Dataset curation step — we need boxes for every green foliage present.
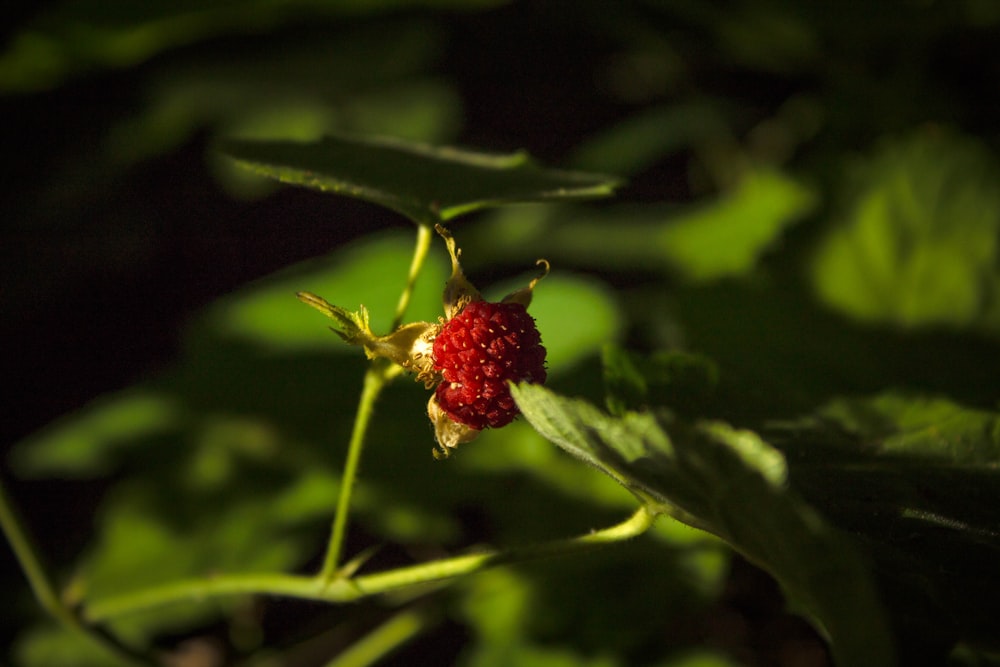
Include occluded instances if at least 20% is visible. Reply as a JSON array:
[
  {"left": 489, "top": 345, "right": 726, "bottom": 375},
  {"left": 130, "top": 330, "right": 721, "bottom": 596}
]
[
  {"left": 5, "top": 1, "right": 1000, "bottom": 666},
  {"left": 0, "top": 0, "right": 505, "bottom": 93},
  {"left": 775, "top": 393, "right": 1000, "bottom": 657},
  {"left": 601, "top": 345, "right": 718, "bottom": 418},
  {"left": 511, "top": 382, "right": 893, "bottom": 667},
  {"left": 657, "top": 168, "right": 816, "bottom": 281},
  {"left": 812, "top": 130, "right": 1000, "bottom": 332},
  {"left": 219, "top": 134, "right": 621, "bottom": 224},
  {"left": 465, "top": 165, "right": 814, "bottom": 281}
]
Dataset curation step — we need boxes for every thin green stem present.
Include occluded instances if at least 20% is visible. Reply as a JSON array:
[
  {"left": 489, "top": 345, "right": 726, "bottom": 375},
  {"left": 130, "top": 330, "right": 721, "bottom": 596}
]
[
  {"left": 0, "top": 477, "right": 68, "bottom": 626},
  {"left": 320, "top": 223, "right": 436, "bottom": 582},
  {"left": 322, "top": 605, "right": 439, "bottom": 667},
  {"left": 321, "top": 364, "right": 386, "bottom": 582},
  {"left": 85, "top": 506, "right": 657, "bottom": 623},
  {"left": 0, "top": 476, "right": 149, "bottom": 665},
  {"left": 391, "top": 223, "right": 433, "bottom": 330}
]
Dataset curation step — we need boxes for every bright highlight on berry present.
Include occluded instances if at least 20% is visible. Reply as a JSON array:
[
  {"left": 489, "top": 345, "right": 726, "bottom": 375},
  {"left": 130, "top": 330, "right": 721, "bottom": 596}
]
[{"left": 299, "top": 224, "right": 548, "bottom": 457}]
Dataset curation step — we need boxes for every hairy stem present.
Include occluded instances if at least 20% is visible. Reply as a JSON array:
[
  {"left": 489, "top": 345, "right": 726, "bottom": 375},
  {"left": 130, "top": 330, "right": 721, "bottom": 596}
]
[{"left": 85, "top": 506, "right": 657, "bottom": 623}]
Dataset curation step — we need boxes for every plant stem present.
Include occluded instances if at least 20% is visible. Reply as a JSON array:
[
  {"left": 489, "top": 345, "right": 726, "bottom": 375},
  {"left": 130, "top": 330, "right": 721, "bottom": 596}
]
[
  {"left": 0, "top": 477, "right": 67, "bottom": 628},
  {"left": 391, "top": 223, "right": 433, "bottom": 330},
  {"left": 322, "top": 605, "right": 438, "bottom": 667},
  {"left": 320, "top": 363, "right": 386, "bottom": 582},
  {"left": 0, "top": 476, "right": 149, "bottom": 665},
  {"left": 320, "top": 223, "right": 435, "bottom": 582},
  {"left": 85, "top": 506, "right": 657, "bottom": 623}
]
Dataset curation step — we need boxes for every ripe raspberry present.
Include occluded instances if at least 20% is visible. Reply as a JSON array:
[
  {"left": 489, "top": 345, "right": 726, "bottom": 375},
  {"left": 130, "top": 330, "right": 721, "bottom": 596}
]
[{"left": 432, "top": 300, "right": 547, "bottom": 430}]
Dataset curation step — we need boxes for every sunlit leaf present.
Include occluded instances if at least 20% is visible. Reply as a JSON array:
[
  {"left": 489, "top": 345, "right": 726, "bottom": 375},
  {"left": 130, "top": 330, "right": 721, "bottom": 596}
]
[
  {"left": 466, "top": 167, "right": 814, "bottom": 281},
  {"left": 511, "top": 383, "right": 894, "bottom": 667},
  {"left": 658, "top": 168, "right": 815, "bottom": 281},
  {"left": 201, "top": 230, "right": 447, "bottom": 349},
  {"left": 811, "top": 130, "right": 1000, "bottom": 332},
  {"left": 218, "top": 134, "right": 621, "bottom": 224}
]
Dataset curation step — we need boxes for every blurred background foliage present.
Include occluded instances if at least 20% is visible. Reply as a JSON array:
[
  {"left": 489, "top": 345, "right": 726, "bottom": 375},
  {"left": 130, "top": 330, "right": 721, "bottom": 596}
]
[{"left": 2, "top": 0, "right": 1000, "bottom": 665}]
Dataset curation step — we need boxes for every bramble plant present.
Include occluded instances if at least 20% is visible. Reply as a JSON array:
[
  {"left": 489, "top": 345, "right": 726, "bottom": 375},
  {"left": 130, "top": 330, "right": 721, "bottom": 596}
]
[
  {"left": 297, "top": 223, "right": 550, "bottom": 457},
  {"left": 3, "top": 5, "right": 1000, "bottom": 667},
  {"left": 5, "top": 128, "right": 998, "bottom": 667}
]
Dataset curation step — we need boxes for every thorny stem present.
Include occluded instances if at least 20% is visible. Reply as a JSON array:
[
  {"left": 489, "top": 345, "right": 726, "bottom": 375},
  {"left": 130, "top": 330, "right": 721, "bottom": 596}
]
[
  {"left": 84, "top": 506, "right": 658, "bottom": 623},
  {"left": 0, "top": 476, "right": 149, "bottom": 666},
  {"left": 320, "top": 223, "right": 434, "bottom": 582}
]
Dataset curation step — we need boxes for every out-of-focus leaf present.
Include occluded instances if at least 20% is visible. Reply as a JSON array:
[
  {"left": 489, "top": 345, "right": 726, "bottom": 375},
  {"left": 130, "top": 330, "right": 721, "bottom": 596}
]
[
  {"left": 13, "top": 624, "right": 134, "bottom": 667},
  {"left": 200, "top": 230, "right": 447, "bottom": 350},
  {"left": 468, "top": 167, "right": 814, "bottom": 281},
  {"left": 774, "top": 392, "right": 1000, "bottom": 656},
  {"left": 10, "top": 391, "right": 182, "bottom": 478},
  {"left": 655, "top": 652, "right": 743, "bottom": 667},
  {"left": 602, "top": 345, "right": 717, "bottom": 417},
  {"left": 658, "top": 168, "right": 815, "bottom": 281},
  {"left": 107, "top": 24, "right": 460, "bottom": 167},
  {"left": 714, "top": 9, "right": 819, "bottom": 74},
  {"left": 569, "top": 103, "right": 728, "bottom": 175},
  {"left": 811, "top": 130, "right": 1000, "bottom": 333},
  {"left": 812, "top": 393, "right": 1000, "bottom": 463},
  {"left": 948, "top": 643, "right": 1000, "bottom": 666},
  {"left": 511, "top": 383, "right": 893, "bottom": 667},
  {"left": 456, "top": 540, "right": 728, "bottom": 667},
  {"left": 218, "top": 134, "right": 621, "bottom": 224},
  {"left": 76, "top": 456, "right": 339, "bottom": 643},
  {"left": 0, "top": 0, "right": 505, "bottom": 92}
]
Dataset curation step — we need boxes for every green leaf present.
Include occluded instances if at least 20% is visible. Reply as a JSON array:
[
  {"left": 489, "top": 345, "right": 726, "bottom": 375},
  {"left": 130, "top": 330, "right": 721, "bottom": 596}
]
[
  {"left": 776, "top": 392, "right": 1000, "bottom": 655},
  {"left": 657, "top": 167, "right": 816, "bottom": 281},
  {"left": 466, "top": 166, "right": 814, "bottom": 281},
  {"left": 511, "top": 383, "right": 894, "bottom": 667},
  {"left": 811, "top": 129, "right": 1000, "bottom": 332},
  {"left": 218, "top": 134, "right": 621, "bottom": 224},
  {"left": 13, "top": 624, "right": 134, "bottom": 667},
  {"left": 601, "top": 345, "right": 718, "bottom": 417},
  {"left": 10, "top": 391, "right": 182, "bottom": 478},
  {"left": 107, "top": 23, "right": 459, "bottom": 168},
  {"left": 0, "top": 0, "right": 505, "bottom": 93},
  {"left": 199, "top": 230, "right": 446, "bottom": 350},
  {"left": 569, "top": 103, "right": 729, "bottom": 175}
]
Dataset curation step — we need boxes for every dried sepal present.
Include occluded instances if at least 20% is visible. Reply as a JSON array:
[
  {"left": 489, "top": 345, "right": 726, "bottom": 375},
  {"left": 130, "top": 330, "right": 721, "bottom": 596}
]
[
  {"left": 501, "top": 258, "right": 550, "bottom": 308},
  {"left": 428, "top": 394, "right": 481, "bottom": 458},
  {"left": 436, "top": 224, "right": 481, "bottom": 319},
  {"left": 371, "top": 321, "right": 440, "bottom": 384}
]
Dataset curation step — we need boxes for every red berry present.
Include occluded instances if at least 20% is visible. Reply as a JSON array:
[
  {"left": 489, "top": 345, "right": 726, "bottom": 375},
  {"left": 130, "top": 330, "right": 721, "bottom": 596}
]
[{"left": 432, "top": 301, "right": 547, "bottom": 430}]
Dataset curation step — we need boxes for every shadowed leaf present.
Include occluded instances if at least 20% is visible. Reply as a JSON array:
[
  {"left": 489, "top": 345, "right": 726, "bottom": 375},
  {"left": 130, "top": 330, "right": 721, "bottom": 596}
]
[{"left": 218, "top": 134, "right": 621, "bottom": 224}]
